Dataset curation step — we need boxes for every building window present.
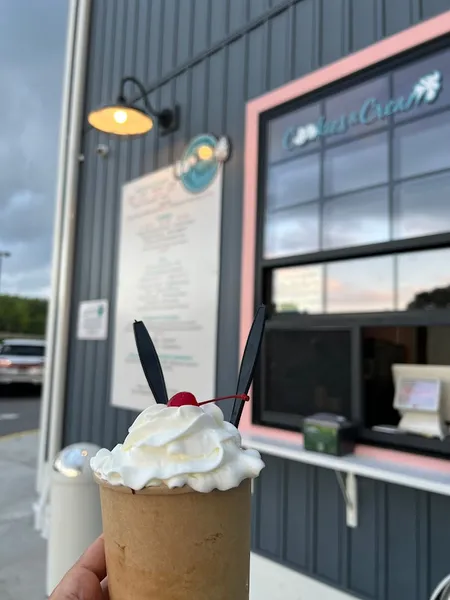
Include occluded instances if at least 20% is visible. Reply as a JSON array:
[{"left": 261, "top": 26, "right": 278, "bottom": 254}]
[
  {"left": 263, "top": 328, "right": 352, "bottom": 427},
  {"left": 255, "top": 41, "right": 450, "bottom": 457},
  {"left": 272, "top": 247, "right": 450, "bottom": 315}
]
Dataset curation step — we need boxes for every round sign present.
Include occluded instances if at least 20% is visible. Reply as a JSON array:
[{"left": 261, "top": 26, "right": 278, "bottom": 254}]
[{"left": 176, "top": 134, "right": 227, "bottom": 194}]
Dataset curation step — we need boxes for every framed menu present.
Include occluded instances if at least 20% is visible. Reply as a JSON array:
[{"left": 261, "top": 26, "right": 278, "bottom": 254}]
[{"left": 110, "top": 165, "right": 223, "bottom": 411}]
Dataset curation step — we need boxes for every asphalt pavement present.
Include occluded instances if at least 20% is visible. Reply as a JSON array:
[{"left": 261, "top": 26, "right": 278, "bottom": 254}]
[{"left": 0, "top": 386, "right": 41, "bottom": 437}]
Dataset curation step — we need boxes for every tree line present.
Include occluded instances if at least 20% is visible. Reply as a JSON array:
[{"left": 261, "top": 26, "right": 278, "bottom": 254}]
[
  {"left": 0, "top": 294, "right": 47, "bottom": 336},
  {"left": 0, "top": 284, "right": 446, "bottom": 338}
]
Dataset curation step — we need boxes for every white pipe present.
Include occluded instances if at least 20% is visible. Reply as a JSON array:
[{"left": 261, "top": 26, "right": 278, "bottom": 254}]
[
  {"left": 47, "top": 0, "right": 92, "bottom": 468},
  {"left": 36, "top": 0, "right": 79, "bottom": 495}
]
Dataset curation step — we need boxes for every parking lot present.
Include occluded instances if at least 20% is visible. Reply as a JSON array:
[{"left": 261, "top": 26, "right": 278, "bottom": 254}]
[{"left": 0, "top": 386, "right": 41, "bottom": 437}]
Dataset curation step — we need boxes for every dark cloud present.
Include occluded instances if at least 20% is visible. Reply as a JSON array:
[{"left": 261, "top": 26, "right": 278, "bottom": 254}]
[{"left": 0, "top": 0, "right": 68, "bottom": 298}]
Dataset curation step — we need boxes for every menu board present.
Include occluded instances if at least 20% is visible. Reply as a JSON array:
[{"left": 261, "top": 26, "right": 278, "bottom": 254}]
[{"left": 111, "top": 166, "right": 223, "bottom": 411}]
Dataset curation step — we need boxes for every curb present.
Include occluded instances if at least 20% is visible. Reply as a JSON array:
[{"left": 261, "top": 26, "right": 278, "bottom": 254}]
[{"left": 0, "top": 428, "right": 39, "bottom": 442}]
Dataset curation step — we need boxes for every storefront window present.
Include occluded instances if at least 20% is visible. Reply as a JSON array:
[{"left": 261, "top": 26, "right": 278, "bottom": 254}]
[
  {"left": 362, "top": 325, "right": 450, "bottom": 430},
  {"left": 264, "top": 202, "right": 319, "bottom": 259},
  {"left": 266, "top": 153, "right": 320, "bottom": 210},
  {"left": 394, "top": 171, "right": 450, "bottom": 240},
  {"left": 267, "top": 102, "right": 321, "bottom": 164},
  {"left": 264, "top": 328, "right": 352, "bottom": 420},
  {"left": 326, "top": 256, "right": 394, "bottom": 313},
  {"left": 324, "top": 132, "right": 388, "bottom": 196},
  {"left": 398, "top": 247, "right": 450, "bottom": 310},
  {"left": 322, "top": 186, "right": 389, "bottom": 249},
  {"left": 324, "top": 75, "right": 389, "bottom": 141},
  {"left": 393, "top": 47, "right": 450, "bottom": 122},
  {"left": 273, "top": 265, "right": 323, "bottom": 313},
  {"left": 263, "top": 46, "right": 450, "bottom": 261},
  {"left": 256, "top": 42, "right": 450, "bottom": 455},
  {"left": 272, "top": 248, "right": 450, "bottom": 314},
  {"left": 393, "top": 112, "right": 450, "bottom": 179}
]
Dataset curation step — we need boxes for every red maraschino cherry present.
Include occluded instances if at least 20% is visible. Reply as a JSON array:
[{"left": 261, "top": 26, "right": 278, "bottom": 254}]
[
  {"left": 168, "top": 392, "right": 249, "bottom": 408},
  {"left": 167, "top": 391, "right": 199, "bottom": 407}
]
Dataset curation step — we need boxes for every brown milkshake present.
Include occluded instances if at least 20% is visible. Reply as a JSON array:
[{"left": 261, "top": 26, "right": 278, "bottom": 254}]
[{"left": 91, "top": 401, "right": 264, "bottom": 600}]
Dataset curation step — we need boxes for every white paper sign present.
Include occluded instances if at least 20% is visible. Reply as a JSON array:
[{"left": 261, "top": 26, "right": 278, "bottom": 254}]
[
  {"left": 77, "top": 299, "right": 109, "bottom": 340},
  {"left": 111, "top": 165, "right": 223, "bottom": 411}
]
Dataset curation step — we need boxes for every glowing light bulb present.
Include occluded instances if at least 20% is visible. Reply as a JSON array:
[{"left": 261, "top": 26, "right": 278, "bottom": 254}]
[
  {"left": 114, "top": 109, "right": 128, "bottom": 124},
  {"left": 197, "top": 145, "right": 214, "bottom": 161}
]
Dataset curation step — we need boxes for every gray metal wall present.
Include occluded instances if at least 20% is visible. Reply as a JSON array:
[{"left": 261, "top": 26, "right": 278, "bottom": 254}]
[
  {"left": 63, "top": 1, "right": 450, "bottom": 597},
  {"left": 254, "top": 454, "right": 450, "bottom": 599},
  {"left": 64, "top": 0, "right": 450, "bottom": 450}
]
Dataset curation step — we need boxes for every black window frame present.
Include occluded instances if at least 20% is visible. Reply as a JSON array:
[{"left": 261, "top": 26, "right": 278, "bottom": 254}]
[{"left": 253, "top": 34, "right": 450, "bottom": 458}]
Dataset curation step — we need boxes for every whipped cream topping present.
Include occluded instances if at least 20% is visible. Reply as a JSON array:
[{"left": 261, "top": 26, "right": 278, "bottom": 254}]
[{"left": 90, "top": 403, "right": 265, "bottom": 493}]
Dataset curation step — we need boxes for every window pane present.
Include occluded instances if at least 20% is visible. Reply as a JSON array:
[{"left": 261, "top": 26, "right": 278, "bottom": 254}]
[
  {"left": 362, "top": 325, "right": 450, "bottom": 429},
  {"left": 0, "top": 344, "right": 45, "bottom": 357},
  {"left": 324, "top": 75, "right": 389, "bottom": 143},
  {"left": 362, "top": 326, "right": 413, "bottom": 428},
  {"left": 264, "top": 328, "right": 352, "bottom": 418},
  {"left": 324, "top": 133, "right": 388, "bottom": 196},
  {"left": 273, "top": 266, "right": 323, "bottom": 314},
  {"left": 393, "top": 48, "right": 450, "bottom": 123},
  {"left": 267, "top": 102, "right": 322, "bottom": 164},
  {"left": 397, "top": 248, "right": 450, "bottom": 310},
  {"left": 393, "top": 112, "right": 450, "bottom": 180},
  {"left": 264, "top": 202, "right": 319, "bottom": 259},
  {"left": 266, "top": 154, "right": 320, "bottom": 210},
  {"left": 394, "top": 171, "right": 450, "bottom": 240},
  {"left": 326, "top": 256, "right": 394, "bottom": 313},
  {"left": 322, "top": 186, "right": 389, "bottom": 250}
]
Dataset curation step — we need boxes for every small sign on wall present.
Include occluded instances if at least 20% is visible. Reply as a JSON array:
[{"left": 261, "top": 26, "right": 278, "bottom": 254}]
[{"left": 77, "top": 299, "right": 109, "bottom": 340}]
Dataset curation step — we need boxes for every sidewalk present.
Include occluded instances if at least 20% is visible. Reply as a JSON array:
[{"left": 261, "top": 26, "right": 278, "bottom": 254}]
[{"left": 0, "top": 431, "right": 45, "bottom": 600}]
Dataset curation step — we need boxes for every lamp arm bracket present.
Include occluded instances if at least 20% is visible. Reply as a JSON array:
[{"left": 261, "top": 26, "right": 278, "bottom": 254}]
[{"left": 119, "top": 76, "right": 162, "bottom": 117}]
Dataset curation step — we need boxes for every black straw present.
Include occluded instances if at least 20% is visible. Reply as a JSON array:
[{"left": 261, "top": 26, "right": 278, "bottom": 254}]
[
  {"left": 133, "top": 320, "right": 169, "bottom": 404},
  {"left": 230, "top": 305, "right": 267, "bottom": 427}
]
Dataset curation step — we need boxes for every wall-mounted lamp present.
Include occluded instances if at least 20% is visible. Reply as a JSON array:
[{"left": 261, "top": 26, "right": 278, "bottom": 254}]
[{"left": 88, "top": 76, "right": 179, "bottom": 137}]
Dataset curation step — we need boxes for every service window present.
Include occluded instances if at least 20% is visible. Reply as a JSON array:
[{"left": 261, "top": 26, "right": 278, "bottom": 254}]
[{"left": 254, "top": 41, "right": 450, "bottom": 457}]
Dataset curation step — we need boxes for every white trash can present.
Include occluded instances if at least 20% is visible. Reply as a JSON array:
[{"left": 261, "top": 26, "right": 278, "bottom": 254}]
[{"left": 46, "top": 443, "right": 102, "bottom": 597}]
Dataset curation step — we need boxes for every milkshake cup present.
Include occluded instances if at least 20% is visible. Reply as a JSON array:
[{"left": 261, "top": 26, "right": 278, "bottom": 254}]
[
  {"left": 97, "top": 478, "right": 251, "bottom": 599},
  {"left": 91, "top": 401, "right": 264, "bottom": 600}
]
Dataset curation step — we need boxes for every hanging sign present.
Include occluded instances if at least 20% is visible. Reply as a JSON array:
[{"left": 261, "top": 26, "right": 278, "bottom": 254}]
[
  {"left": 174, "top": 134, "right": 230, "bottom": 193},
  {"left": 111, "top": 153, "right": 225, "bottom": 411},
  {"left": 283, "top": 70, "right": 443, "bottom": 150}
]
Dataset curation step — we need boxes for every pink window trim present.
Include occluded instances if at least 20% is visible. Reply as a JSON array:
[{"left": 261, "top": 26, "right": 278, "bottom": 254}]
[{"left": 239, "top": 11, "right": 450, "bottom": 474}]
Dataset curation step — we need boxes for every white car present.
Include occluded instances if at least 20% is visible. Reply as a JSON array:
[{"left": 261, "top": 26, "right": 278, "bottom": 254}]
[{"left": 0, "top": 338, "right": 46, "bottom": 387}]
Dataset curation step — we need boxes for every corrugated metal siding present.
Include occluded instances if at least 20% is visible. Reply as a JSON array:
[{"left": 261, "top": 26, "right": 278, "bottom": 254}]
[
  {"left": 64, "top": 1, "right": 450, "bottom": 597},
  {"left": 65, "top": 0, "right": 450, "bottom": 449},
  {"left": 253, "top": 454, "right": 450, "bottom": 599}
]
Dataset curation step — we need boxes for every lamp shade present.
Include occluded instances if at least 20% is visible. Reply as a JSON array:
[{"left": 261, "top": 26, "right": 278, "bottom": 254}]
[{"left": 87, "top": 103, "right": 153, "bottom": 136}]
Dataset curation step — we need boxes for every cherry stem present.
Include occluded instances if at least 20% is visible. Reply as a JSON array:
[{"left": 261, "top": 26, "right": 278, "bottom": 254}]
[{"left": 197, "top": 394, "right": 249, "bottom": 407}]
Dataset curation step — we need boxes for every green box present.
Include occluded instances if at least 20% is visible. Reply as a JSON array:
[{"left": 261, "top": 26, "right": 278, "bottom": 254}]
[{"left": 303, "top": 414, "right": 357, "bottom": 457}]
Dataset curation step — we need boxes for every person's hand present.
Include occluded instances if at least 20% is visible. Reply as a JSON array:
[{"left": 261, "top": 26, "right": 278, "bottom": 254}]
[{"left": 49, "top": 535, "right": 109, "bottom": 600}]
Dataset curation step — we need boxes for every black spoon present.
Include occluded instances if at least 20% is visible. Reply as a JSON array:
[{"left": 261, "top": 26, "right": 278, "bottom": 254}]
[
  {"left": 230, "top": 305, "right": 267, "bottom": 427},
  {"left": 133, "top": 320, "right": 169, "bottom": 404}
]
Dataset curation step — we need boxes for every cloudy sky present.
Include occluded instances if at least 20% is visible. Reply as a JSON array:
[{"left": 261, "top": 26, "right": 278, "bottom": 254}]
[{"left": 0, "top": 1, "right": 68, "bottom": 298}]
